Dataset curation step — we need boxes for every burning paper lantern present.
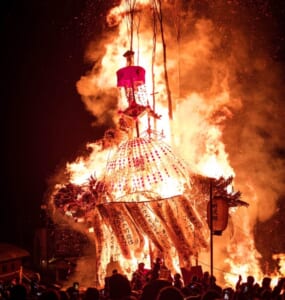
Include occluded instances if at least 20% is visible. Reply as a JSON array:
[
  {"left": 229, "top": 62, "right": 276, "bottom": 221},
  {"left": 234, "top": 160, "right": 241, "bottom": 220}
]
[
  {"left": 117, "top": 66, "right": 146, "bottom": 88},
  {"left": 207, "top": 197, "right": 229, "bottom": 235}
]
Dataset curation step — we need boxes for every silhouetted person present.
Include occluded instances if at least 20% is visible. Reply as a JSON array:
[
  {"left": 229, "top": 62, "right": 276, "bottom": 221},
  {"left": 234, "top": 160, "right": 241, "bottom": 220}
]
[
  {"left": 173, "top": 273, "right": 183, "bottom": 290},
  {"left": 236, "top": 275, "right": 257, "bottom": 300},
  {"left": 258, "top": 277, "right": 272, "bottom": 300},
  {"left": 10, "top": 284, "right": 27, "bottom": 300},
  {"left": 202, "top": 289, "right": 222, "bottom": 300},
  {"left": 187, "top": 275, "right": 202, "bottom": 292},
  {"left": 83, "top": 287, "right": 99, "bottom": 300},
  {"left": 108, "top": 269, "right": 132, "bottom": 300},
  {"left": 140, "top": 279, "right": 171, "bottom": 300},
  {"left": 208, "top": 276, "right": 222, "bottom": 296},
  {"left": 39, "top": 289, "right": 61, "bottom": 300},
  {"left": 131, "top": 262, "right": 148, "bottom": 291},
  {"left": 222, "top": 288, "right": 235, "bottom": 300},
  {"left": 185, "top": 279, "right": 202, "bottom": 299},
  {"left": 201, "top": 272, "right": 210, "bottom": 292},
  {"left": 156, "top": 286, "right": 184, "bottom": 300},
  {"left": 67, "top": 282, "right": 80, "bottom": 300},
  {"left": 272, "top": 277, "right": 285, "bottom": 300},
  {"left": 158, "top": 261, "right": 172, "bottom": 283},
  {"left": 150, "top": 258, "right": 162, "bottom": 281}
]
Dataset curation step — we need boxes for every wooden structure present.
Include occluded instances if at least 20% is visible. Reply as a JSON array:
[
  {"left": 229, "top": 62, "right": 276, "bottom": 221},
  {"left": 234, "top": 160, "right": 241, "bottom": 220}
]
[{"left": 0, "top": 243, "right": 30, "bottom": 281}]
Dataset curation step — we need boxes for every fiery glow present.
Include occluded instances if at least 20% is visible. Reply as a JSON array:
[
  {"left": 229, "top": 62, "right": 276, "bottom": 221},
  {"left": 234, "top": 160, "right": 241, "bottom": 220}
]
[
  {"left": 48, "top": 0, "right": 284, "bottom": 289},
  {"left": 273, "top": 254, "right": 285, "bottom": 276},
  {"left": 66, "top": 143, "right": 112, "bottom": 185}
]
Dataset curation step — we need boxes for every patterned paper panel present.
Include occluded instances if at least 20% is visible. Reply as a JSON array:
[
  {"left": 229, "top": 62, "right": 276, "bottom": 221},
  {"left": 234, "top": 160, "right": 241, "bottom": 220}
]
[{"left": 104, "top": 137, "right": 191, "bottom": 202}]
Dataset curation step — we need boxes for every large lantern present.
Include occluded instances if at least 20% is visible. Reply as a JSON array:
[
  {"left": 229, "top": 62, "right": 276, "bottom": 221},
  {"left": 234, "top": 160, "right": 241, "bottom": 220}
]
[
  {"left": 116, "top": 50, "right": 147, "bottom": 112},
  {"left": 207, "top": 196, "right": 229, "bottom": 235}
]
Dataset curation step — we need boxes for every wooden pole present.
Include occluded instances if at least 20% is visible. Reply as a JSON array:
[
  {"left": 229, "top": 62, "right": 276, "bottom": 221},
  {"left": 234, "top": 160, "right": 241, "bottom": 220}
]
[{"left": 209, "top": 179, "right": 214, "bottom": 285}]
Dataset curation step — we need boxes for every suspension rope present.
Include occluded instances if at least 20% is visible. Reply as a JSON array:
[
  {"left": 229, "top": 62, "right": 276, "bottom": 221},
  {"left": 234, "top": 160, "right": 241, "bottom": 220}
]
[{"left": 126, "top": 0, "right": 137, "bottom": 52}]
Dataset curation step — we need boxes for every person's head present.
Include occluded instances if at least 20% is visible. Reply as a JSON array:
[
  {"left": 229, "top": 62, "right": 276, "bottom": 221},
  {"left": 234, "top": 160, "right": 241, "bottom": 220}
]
[
  {"left": 261, "top": 277, "right": 271, "bottom": 288},
  {"left": 202, "top": 290, "right": 221, "bottom": 300},
  {"left": 203, "top": 272, "right": 210, "bottom": 279},
  {"left": 247, "top": 276, "right": 255, "bottom": 286},
  {"left": 10, "top": 284, "right": 27, "bottom": 300},
  {"left": 109, "top": 272, "right": 131, "bottom": 299},
  {"left": 39, "top": 289, "right": 60, "bottom": 300},
  {"left": 174, "top": 273, "right": 181, "bottom": 280},
  {"left": 155, "top": 258, "right": 162, "bottom": 264},
  {"left": 138, "top": 263, "right": 145, "bottom": 270},
  {"left": 112, "top": 269, "right": 118, "bottom": 275},
  {"left": 156, "top": 286, "right": 184, "bottom": 300},
  {"left": 84, "top": 287, "right": 100, "bottom": 300}
]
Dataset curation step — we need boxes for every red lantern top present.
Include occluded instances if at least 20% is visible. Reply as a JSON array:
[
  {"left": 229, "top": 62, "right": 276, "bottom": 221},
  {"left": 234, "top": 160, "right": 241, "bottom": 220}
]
[{"left": 116, "top": 66, "right": 145, "bottom": 88}]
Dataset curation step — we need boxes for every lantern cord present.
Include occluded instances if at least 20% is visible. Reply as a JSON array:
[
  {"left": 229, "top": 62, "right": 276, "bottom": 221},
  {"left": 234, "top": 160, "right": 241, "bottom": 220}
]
[
  {"left": 125, "top": 0, "right": 136, "bottom": 52},
  {"left": 125, "top": 0, "right": 142, "bottom": 65}
]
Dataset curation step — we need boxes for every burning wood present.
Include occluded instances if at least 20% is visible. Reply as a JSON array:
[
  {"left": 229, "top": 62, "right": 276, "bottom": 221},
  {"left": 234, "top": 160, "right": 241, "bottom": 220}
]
[{"left": 46, "top": 0, "right": 266, "bottom": 288}]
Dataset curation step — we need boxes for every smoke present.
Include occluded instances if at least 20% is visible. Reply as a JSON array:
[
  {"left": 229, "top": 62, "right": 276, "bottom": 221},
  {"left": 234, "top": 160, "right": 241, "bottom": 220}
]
[
  {"left": 199, "top": 5, "right": 285, "bottom": 224},
  {"left": 176, "top": 2, "right": 285, "bottom": 274},
  {"left": 63, "top": 244, "right": 98, "bottom": 289},
  {"left": 53, "top": 0, "right": 285, "bottom": 283},
  {"left": 173, "top": 0, "right": 285, "bottom": 272},
  {"left": 156, "top": 0, "right": 285, "bottom": 278}
]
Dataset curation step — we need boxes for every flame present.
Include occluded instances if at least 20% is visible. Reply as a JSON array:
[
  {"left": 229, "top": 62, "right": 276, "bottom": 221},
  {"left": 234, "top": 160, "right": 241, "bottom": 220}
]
[
  {"left": 273, "top": 254, "right": 285, "bottom": 276},
  {"left": 48, "top": 0, "right": 285, "bottom": 288},
  {"left": 66, "top": 142, "right": 112, "bottom": 185}
]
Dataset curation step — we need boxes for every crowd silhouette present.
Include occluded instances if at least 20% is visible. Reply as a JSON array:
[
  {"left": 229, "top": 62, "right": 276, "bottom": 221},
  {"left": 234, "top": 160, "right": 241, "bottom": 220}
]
[{"left": 0, "top": 258, "right": 284, "bottom": 300}]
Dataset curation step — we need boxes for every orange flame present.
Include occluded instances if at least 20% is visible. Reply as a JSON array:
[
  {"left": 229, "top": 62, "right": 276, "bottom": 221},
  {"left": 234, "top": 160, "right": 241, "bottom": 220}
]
[{"left": 50, "top": 0, "right": 285, "bottom": 288}]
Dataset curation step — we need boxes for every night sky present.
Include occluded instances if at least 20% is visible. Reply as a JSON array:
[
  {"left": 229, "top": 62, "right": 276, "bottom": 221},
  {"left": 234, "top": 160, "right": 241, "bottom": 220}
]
[
  {"left": 1, "top": 0, "right": 111, "bottom": 251},
  {"left": 1, "top": 0, "right": 285, "bottom": 261}
]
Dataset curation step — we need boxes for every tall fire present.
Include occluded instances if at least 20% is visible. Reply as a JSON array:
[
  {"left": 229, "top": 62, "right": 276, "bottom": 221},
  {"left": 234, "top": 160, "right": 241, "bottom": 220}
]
[{"left": 46, "top": 0, "right": 285, "bottom": 289}]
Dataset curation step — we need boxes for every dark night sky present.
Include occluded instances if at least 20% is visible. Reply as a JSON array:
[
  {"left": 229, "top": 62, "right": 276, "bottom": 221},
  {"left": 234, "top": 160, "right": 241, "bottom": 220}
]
[
  {"left": 1, "top": 0, "right": 285, "bottom": 259},
  {"left": 1, "top": 0, "right": 111, "bottom": 252}
]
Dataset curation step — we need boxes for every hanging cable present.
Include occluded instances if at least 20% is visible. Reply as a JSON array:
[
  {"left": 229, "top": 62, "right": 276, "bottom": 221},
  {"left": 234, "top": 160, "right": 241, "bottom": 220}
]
[
  {"left": 198, "top": 259, "right": 241, "bottom": 278},
  {"left": 126, "top": 0, "right": 137, "bottom": 52}
]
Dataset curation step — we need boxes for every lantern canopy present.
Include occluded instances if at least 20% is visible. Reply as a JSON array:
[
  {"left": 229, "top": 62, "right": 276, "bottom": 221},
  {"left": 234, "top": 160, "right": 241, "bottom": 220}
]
[
  {"left": 116, "top": 66, "right": 145, "bottom": 88},
  {"left": 207, "top": 197, "right": 229, "bottom": 235}
]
